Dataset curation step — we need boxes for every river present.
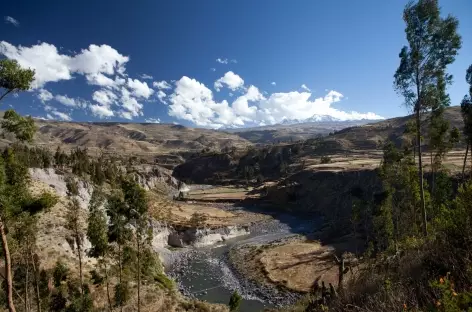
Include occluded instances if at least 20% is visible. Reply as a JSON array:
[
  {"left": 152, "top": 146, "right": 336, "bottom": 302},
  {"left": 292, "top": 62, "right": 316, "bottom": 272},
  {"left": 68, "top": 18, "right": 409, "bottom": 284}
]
[{"left": 165, "top": 209, "right": 322, "bottom": 312}]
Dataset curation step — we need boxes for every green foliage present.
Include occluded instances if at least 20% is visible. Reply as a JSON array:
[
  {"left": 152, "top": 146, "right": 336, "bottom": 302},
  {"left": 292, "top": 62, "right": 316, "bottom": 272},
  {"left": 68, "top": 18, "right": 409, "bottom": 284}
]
[
  {"left": 0, "top": 59, "right": 35, "bottom": 99},
  {"left": 66, "top": 176, "right": 80, "bottom": 197},
  {"left": 394, "top": 0, "right": 461, "bottom": 111},
  {"left": 53, "top": 260, "right": 69, "bottom": 287},
  {"left": 189, "top": 212, "right": 207, "bottom": 228},
  {"left": 228, "top": 291, "right": 242, "bottom": 311},
  {"left": 114, "top": 282, "right": 131, "bottom": 307},
  {"left": 23, "top": 191, "right": 59, "bottom": 214},
  {"left": 49, "top": 289, "right": 67, "bottom": 312},
  {"left": 1, "top": 109, "right": 37, "bottom": 143},
  {"left": 90, "top": 269, "right": 104, "bottom": 285},
  {"left": 430, "top": 274, "right": 472, "bottom": 312},
  {"left": 87, "top": 188, "right": 108, "bottom": 258},
  {"left": 320, "top": 156, "right": 331, "bottom": 164}
]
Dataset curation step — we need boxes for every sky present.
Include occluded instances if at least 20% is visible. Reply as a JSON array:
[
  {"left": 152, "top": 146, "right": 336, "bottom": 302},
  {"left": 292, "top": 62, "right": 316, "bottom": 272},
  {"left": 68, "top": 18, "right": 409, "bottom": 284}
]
[{"left": 1, "top": 0, "right": 471, "bottom": 128}]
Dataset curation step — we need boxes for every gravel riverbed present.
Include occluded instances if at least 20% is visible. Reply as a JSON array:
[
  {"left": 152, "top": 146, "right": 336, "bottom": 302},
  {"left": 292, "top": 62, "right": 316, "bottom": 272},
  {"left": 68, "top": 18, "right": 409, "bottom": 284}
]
[{"left": 164, "top": 207, "right": 323, "bottom": 311}]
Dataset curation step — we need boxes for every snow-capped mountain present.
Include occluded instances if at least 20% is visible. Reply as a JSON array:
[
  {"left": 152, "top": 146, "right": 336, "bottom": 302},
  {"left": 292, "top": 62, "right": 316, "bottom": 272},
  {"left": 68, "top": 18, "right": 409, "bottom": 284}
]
[{"left": 279, "top": 114, "right": 342, "bottom": 125}]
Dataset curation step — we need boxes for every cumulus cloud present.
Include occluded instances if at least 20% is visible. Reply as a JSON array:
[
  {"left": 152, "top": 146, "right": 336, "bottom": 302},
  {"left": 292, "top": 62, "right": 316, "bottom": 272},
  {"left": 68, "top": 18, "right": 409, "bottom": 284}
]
[
  {"left": 85, "top": 73, "right": 117, "bottom": 88},
  {"left": 301, "top": 84, "right": 311, "bottom": 92},
  {"left": 157, "top": 90, "right": 167, "bottom": 103},
  {"left": 90, "top": 104, "right": 114, "bottom": 118},
  {"left": 127, "top": 78, "right": 153, "bottom": 98},
  {"left": 4, "top": 16, "right": 19, "bottom": 27},
  {"left": 216, "top": 58, "right": 228, "bottom": 64},
  {"left": 214, "top": 71, "right": 244, "bottom": 91},
  {"left": 153, "top": 80, "right": 171, "bottom": 90},
  {"left": 145, "top": 118, "right": 160, "bottom": 123},
  {"left": 271, "top": 82, "right": 276, "bottom": 86},
  {"left": 140, "top": 74, "right": 153, "bottom": 80},
  {"left": 119, "top": 87, "right": 143, "bottom": 119},
  {"left": 168, "top": 76, "right": 383, "bottom": 129},
  {"left": 46, "top": 110, "right": 72, "bottom": 121},
  {"left": 54, "top": 94, "right": 88, "bottom": 108},
  {"left": 37, "top": 89, "right": 53, "bottom": 103},
  {"left": 0, "top": 41, "right": 129, "bottom": 88}
]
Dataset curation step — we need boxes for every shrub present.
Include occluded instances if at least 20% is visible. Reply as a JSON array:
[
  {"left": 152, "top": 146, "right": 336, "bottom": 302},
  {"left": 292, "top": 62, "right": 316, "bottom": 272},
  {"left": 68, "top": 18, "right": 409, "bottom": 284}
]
[
  {"left": 53, "top": 260, "right": 69, "bottom": 287},
  {"left": 228, "top": 291, "right": 242, "bottom": 311},
  {"left": 320, "top": 156, "right": 332, "bottom": 164}
]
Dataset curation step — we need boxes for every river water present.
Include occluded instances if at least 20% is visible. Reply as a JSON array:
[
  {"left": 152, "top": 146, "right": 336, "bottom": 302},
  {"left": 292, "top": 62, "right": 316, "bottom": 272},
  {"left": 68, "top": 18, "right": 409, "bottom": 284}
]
[{"left": 165, "top": 210, "right": 322, "bottom": 312}]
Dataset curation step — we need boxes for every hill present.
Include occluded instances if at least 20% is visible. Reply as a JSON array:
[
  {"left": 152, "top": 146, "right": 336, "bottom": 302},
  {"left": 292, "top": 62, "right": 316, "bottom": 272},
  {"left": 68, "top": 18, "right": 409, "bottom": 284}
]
[
  {"left": 229, "top": 120, "right": 375, "bottom": 143},
  {"left": 2, "top": 120, "right": 252, "bottom": 162},
  {"left": 314, "top": 106, "right": 464, "bottom": 153}
]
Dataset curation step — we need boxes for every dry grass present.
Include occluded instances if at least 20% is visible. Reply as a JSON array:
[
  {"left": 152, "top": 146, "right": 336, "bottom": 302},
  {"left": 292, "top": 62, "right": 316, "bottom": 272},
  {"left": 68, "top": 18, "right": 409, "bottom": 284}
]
[{"left": 259, "top": 241, "right": 337, "bottom": 292}]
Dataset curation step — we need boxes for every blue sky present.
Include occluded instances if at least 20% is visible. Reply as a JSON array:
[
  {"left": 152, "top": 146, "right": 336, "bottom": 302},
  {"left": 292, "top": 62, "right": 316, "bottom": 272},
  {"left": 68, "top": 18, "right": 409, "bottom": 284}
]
[{"left": 1, "top": 0, "right": 471, "bottom": 128}]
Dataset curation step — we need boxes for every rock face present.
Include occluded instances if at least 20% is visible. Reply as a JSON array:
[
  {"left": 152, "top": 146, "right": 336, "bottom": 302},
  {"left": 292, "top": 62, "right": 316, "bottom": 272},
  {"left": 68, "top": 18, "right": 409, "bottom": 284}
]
[{"left": 167, "top": 226, "right": 250, "bottom": 248}]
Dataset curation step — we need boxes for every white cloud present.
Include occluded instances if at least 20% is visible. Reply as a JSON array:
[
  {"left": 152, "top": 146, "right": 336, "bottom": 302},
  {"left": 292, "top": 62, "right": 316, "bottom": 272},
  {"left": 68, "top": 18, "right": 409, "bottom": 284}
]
[
  {"left": 85, "top": 73, "right": 117, "bottom": 88},
  {"left": 37, "top": 89, "right": 53, "bottom": 103},
  {"left": 214, "top": 71, "right": 244, "bottom": 91},
  {"left": 68, "top": 44, "right": 129, "bottom": 77},
  {"left": 153, "top": 80, "right": 171, "bottom": 90},
  {"left": 0, "top": 41, "right": 129, "bottom": 88},
  {"left": 120, "top": 87, "right": 143, "bottom": 118},
  {"left": 89, "top": 89, "right": 116, "bottom": 118},
  {"left": 55, "top": 94, "right": 88, "bottom": 108},
  {"left": 216, "top": 58, "right": 228, "bottom": 64},
  {"left": 232, "top": 85, "right": 263, "bottom": 120},
  {"left": 301, "top": 84, "right": 311, "bottom": 92},
  {"left": 157, "top": 90, "right": 167, "bottom": 103},
  {"left": 230, "top": 59, "right": 237, "bottom": 64},
  {"left": 46, "top": 110, "right": 72, "bottom": 121},
  {"left": 210, "top": 68, "right": 216, "bottom": 72},
  {"left": 168, "top": 76, "right": 383, "bottom": 128},
  {"left": 4, "top": 16, "right": 19, "bottom": 27},
  {"left": 127, "top": 78, "right": 153, "bottom": 98},
  {"left": 168, "top": 76, "right": 244, "bottom": 128},
  {"left": 90, "top": 104, "right": 114, "bottom": 118},
  {"left": 145, "top": 118, "right": 160, "bottom": 123},
  {"left": 140, "top": 74, "right": 153, "bottom": 80},
  {"left": 92, "top": 89, "right": 117, "bottom": 106},
  {"left": 271, "top": 82, "right": 276, "bottom": 86}
]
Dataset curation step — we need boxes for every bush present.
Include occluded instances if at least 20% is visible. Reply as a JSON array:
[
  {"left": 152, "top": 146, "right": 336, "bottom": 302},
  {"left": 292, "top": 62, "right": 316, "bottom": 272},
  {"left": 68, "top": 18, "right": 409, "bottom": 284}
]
[
  {"left": 320, "top": 156, "right": 332, "bottom": 164},
  {"left": 114, "top": 282, "right": 131, "bottom": 307},
  {"left": 53, "top": 260, "right": 69, "bottom": 287},
  {"left": 23, "top": 191, "right": 59, "bottom": 213},
  {"left": 189, "top": 212, "right": 207, "bottom": 228},
  {"left": 228, "top": 291, "right": 242, "bottom": 311}
]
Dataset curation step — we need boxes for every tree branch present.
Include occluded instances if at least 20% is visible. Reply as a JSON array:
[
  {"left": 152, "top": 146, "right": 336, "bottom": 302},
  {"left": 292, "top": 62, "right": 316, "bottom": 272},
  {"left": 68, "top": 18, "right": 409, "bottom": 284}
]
[{"left": 0, "top": 89, "right": 14, "bottom": 103}]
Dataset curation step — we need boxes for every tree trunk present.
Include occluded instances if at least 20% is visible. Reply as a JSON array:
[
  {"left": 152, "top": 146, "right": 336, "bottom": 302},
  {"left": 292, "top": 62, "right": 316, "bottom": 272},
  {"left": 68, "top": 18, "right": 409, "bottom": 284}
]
[
  {"left": 0, "top": 89, "right": 14, "bottom": 103},
  {"left": 416, "top": 108, "right": 427, "bottom": 236},
  {"left": 118, "top": 244, "right": 123, "bottom": 312},
  {"left": 75, "top": 232, "right": 84, "bottom": 298},
  {"left": 31, "top": 252, "right": 41, "bottom": 312},
  {"left": 103, "top": 259, "right": 112, "bottom": 312},
  {"left": 24, "top": 252, "right": 29, "bottom": 312},
  {"left": 137, "top": 235, "right": 141, "bottom": 312},
  {"left": 0, "top": 219, "right": 17, "bottom": 312},
  {"left": 462, "top": 141, "right": 469, "bottom": 180}
]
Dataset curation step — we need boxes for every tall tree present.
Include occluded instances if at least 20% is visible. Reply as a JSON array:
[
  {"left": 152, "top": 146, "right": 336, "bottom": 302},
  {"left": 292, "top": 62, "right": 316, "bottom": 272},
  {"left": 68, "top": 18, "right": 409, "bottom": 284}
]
[
  {"left": 394, "top": 0, "right": 461, "bottom": 236},
  {"left": 0, "top": 60, "right": 34, "bottom": 312},
  {"left": 86, "top": 188, "right": 112, "bottom": 311},
  {"left": 121, "top": 179, "right": 149, "bottom": 312},
  {"left": 65, "top": 178, "right": 86, "bottom": 302},
  {"left": 106, "top": 192, "right": 131, "bottom": 312},
  {"left": 0, "top": 59, "right": 35, "bottom": 102},
  {"left": 461, "top": 64, "right": 472, "bottom": 178}
]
